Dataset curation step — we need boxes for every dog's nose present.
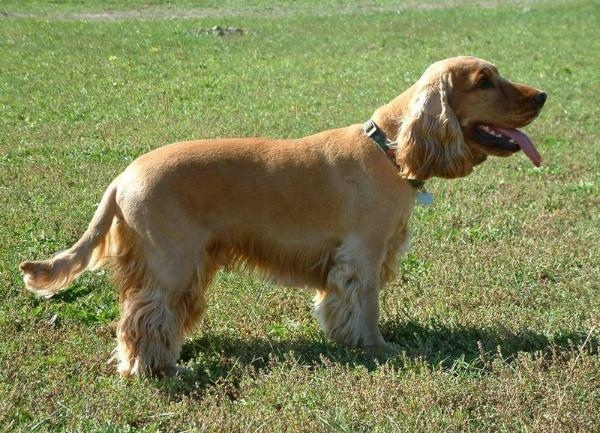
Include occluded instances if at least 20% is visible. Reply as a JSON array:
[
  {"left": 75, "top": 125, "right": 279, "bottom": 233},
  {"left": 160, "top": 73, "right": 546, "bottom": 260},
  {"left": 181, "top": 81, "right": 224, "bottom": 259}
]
[{"left": 533, "top": 92, "right": 547, "bottom": 107}]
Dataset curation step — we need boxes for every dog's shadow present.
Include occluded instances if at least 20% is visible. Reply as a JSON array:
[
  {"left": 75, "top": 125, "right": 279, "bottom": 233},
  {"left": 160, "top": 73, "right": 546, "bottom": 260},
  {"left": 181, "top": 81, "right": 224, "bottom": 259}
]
[{"left": 162, "top": 319, "right": 598, "bottom": 397}]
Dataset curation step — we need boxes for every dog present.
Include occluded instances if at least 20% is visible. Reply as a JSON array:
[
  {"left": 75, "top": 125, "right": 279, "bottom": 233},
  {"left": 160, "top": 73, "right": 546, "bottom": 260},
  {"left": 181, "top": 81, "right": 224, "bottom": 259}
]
[{"left": 20, "top": 56, "right": 546, "bottom": 377}]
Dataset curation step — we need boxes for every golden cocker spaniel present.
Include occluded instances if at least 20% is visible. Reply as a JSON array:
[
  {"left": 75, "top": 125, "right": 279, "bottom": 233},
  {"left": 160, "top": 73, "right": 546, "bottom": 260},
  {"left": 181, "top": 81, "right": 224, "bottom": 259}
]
[{"left": 20, "top": 56, "right": 546, "bottom": 377}]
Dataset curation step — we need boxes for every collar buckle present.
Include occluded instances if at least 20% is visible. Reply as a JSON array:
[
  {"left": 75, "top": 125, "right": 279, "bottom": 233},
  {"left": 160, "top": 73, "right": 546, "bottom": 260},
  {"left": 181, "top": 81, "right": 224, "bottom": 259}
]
[{"left": 364, "top": 119, "right": 378, "bottom": 137}]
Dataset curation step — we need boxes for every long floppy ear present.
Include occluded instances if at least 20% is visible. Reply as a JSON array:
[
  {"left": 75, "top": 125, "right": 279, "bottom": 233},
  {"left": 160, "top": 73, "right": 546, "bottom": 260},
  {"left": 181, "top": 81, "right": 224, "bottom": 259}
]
[{"left": 395, "top": 72, "right": 473, "bottom": 179}]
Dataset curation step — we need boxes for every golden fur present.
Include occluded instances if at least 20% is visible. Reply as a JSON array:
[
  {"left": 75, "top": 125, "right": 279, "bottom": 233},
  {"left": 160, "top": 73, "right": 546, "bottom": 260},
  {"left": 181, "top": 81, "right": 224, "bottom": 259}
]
[{"left": 20, "top": 57, "right": 545, "bottom": 377}]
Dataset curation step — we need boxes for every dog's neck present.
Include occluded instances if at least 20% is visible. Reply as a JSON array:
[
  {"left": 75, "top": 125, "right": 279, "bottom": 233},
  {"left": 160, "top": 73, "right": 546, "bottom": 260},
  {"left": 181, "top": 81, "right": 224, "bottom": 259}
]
[{"left": 370, "top": 84, "right": 416, "bottom": 141}]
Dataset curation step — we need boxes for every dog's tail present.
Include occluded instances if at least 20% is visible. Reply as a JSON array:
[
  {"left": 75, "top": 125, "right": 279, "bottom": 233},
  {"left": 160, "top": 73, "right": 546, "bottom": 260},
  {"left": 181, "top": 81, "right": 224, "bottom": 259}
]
[{"left": 20, "top": 180, "right": 119, "bottom": 297}]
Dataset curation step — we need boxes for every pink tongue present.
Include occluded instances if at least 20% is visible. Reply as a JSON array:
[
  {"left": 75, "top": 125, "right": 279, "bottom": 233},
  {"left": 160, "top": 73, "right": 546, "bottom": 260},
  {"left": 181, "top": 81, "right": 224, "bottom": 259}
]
[{"left": 490, "top": 126, "right": 542, "bottom": 167}]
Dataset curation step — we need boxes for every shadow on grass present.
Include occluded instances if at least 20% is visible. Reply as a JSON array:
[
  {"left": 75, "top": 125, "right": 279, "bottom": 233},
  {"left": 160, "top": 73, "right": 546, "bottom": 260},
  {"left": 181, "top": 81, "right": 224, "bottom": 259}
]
[
  {"left": 162, "top": 319, "right": 598, "bottom": 397},
  {"left": 52, "top": 284, "right": 94, "bottom": 302}
]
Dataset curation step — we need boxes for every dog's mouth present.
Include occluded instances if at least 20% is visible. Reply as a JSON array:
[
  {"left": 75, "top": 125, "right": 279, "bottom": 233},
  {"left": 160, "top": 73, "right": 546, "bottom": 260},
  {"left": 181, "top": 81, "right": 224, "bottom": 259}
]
[{"left": 473, "top": 124, "right": 542, "bottom": 167}]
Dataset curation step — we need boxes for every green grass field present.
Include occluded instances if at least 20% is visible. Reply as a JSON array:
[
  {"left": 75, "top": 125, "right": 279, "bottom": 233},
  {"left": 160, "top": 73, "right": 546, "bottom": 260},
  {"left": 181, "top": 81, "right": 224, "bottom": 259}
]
[{"left": 1, "top": 0, "right": 599, "bottom": 431}]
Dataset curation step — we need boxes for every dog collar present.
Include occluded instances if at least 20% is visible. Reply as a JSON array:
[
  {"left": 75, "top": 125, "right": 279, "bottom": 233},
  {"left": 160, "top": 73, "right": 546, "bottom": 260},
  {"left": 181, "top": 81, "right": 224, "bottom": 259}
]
[{"left": 363, "top": 119, "right": 426, "bottom": 190}]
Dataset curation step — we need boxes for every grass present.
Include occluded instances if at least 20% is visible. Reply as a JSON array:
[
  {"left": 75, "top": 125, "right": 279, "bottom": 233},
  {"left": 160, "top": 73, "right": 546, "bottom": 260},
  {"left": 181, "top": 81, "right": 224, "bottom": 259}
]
[{"left": 1, "top": 0, "right": 599, "bottom": 431}]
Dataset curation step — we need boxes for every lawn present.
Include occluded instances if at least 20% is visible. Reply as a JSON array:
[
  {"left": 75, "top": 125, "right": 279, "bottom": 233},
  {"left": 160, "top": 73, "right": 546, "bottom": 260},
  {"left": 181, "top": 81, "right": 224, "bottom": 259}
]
[{"left": 1, "top": 0, "right": 599, "bottom": 431}]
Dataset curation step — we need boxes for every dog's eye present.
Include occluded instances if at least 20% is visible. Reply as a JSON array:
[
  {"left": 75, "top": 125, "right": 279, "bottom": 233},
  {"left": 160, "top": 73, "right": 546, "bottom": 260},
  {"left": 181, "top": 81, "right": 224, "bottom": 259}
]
[{"left": 477, "top": 77, "right": 495, "bottom": 90}]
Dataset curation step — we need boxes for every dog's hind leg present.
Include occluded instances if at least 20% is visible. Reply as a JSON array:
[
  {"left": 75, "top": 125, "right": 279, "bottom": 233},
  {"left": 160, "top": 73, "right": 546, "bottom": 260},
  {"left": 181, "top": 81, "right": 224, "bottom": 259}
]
[
  {"left": 116, "top": 284, "right": 183, "bottom": 377},
  {"left": 313, "top": 235, "right": 386, "bottom": 348},
  {"left": 115, "top": 263, "right": 217, "bottom": 377},
  {"left": 113, "top": 232, "right": 216, "bottom": 377}
]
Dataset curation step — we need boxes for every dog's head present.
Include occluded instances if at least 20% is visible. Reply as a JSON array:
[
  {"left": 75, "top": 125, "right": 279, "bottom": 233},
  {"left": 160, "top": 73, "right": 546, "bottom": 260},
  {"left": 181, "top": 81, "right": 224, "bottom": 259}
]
[{"left": 395, "top": 56, "right": 546, "bottom": 180}]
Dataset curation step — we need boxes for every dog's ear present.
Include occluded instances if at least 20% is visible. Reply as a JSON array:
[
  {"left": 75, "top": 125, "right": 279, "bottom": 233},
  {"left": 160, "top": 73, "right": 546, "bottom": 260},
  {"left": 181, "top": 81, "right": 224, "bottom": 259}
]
[{"left": 395, "top": 72, "right": 473, "bottom": 179}]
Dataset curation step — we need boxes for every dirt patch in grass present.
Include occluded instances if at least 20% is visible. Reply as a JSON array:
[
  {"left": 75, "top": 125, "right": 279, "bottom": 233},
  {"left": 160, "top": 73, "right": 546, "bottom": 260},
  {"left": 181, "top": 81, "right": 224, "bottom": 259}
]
[{"left": 187, "top": 26, "right": 248, "bottom": 37}]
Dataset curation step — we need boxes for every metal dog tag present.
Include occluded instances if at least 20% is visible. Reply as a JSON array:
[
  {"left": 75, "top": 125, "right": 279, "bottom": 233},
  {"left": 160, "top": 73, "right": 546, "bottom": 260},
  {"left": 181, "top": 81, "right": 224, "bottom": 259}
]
[{"left": 416, "top": 191, "right": 434, "bottom": 206}]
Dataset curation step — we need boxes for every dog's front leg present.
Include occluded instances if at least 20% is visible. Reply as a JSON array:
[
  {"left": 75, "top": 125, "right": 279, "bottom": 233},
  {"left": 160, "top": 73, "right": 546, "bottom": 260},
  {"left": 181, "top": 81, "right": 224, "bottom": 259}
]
[{"left": 313, "top": 235, "right": 386, "bottom": 348}]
